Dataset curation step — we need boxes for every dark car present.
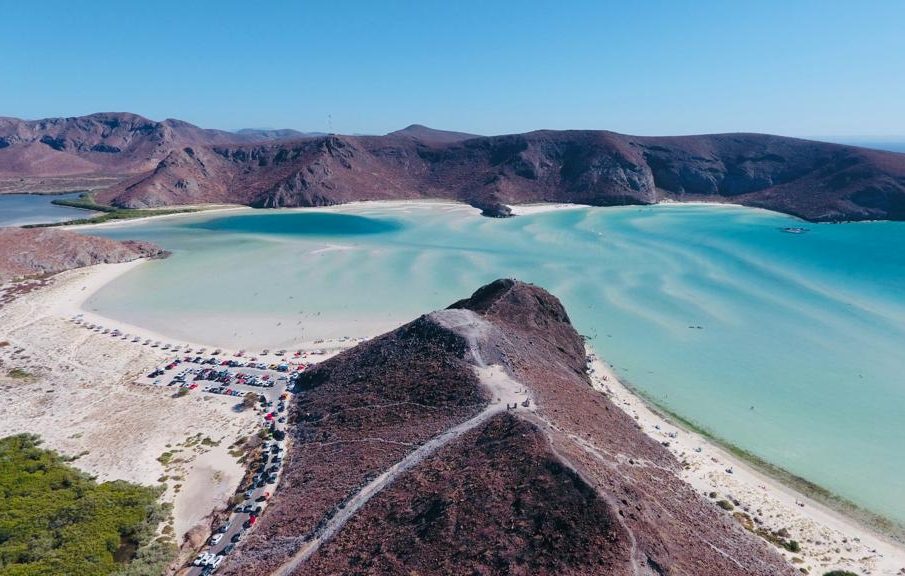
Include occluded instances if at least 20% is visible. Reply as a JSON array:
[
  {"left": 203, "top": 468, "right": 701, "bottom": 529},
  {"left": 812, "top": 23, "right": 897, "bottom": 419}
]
[
  {"left": 221, "top": 543, "right": 235, "bottom": 555},
  {"left": 231, "top": 532, "right": 242, "bottom": 543}
]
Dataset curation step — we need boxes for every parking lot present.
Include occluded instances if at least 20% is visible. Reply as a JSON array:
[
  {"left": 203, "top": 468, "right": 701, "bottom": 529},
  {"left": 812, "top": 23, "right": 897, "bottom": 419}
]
[{"left": 134, "top": 352, "right": 306, "bottom": 575}]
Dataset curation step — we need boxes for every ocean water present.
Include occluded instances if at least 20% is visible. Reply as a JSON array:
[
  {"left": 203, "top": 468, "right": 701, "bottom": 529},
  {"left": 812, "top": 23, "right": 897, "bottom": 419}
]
[
  {"left": 0, "top": 193, "right": 98, "bottom": 227},
  {"left": 85, "top": 203, "right": 905, "bottom": 526}
]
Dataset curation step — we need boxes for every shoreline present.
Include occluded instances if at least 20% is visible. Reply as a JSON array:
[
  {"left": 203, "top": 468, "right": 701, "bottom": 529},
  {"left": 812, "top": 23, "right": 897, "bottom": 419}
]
[
  {"left": 4, "top": 259, "right": 905, "bottom": 573},
  {"left": 69, "top": 259, "right": 364, "bottom": 357},
  {"left": 27, "top": 203, "right": 905, "bottom": 574},
  {"left": 0, "top": 263, "right": 259, "bottom": 550},
  {"left": 60, "top": 203, "right": 248, "bottom": 231},
  {"left": 586, "top": 351, "right": 905, "bottom": 575}
]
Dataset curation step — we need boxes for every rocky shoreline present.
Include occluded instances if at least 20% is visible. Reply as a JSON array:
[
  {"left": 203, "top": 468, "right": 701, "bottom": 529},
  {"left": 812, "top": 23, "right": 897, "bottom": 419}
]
[{"left": 0, "top": 227, "right": 168, "bottom": 284}]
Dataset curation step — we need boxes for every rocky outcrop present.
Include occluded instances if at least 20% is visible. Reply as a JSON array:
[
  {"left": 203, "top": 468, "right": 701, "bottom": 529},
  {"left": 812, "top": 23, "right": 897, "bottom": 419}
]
[
  {"left": 0, "top": 228, "right": 168, "bottom": 283},
  {"left": 3, "top": 113, "right": 905, "bottom": 221},
  {"left": 221, "top": 279, "right": 796, "bottom": 576}
]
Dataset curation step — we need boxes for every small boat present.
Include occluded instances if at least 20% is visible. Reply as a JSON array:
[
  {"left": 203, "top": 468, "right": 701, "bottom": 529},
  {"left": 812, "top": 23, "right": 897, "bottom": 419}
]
[{"left": 781, "top": 227, "right": 809, "bottom": 234}]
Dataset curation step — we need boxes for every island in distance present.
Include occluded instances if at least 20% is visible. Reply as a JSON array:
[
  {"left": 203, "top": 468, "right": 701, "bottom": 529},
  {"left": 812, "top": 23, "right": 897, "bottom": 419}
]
[{"left": 1, "top": 112, "right": 905, "bottom": 222}]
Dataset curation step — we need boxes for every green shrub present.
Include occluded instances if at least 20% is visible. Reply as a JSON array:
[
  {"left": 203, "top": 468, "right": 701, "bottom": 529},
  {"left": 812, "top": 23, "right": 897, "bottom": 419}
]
[
  {"left": 6, "top": 367, "right": 33, "bottom": 379},
  {"left": 717, "top": 499, "right": 735, "bottom": 511},
  {"left": 823, "top": 571, "right": 858, "bottom": 576},
  {"left": 0, "top": 434, "right": 172, "bottom": 575}
]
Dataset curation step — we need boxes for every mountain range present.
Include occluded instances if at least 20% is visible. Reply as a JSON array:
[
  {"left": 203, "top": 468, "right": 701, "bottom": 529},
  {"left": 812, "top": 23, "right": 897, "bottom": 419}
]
[{"left": 2, "top": 112, "right": 904, "bottom": 221}]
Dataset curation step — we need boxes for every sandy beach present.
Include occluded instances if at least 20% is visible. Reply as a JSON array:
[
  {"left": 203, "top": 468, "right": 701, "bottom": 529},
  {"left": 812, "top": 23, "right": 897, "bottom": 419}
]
[
  {"left": 586, "top": 351, "right": 905, "bottom": 576},
  {"left": 0, "top": 261, "right": 258, "bottom": 548},
  {"left": 61, "top": 203, "right": 248, "bottom": 232}
]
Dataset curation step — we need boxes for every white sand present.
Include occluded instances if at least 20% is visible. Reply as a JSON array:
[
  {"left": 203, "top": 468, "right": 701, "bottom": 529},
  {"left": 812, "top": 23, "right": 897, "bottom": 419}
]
[
  {"left": 586, "top": 350, "right": 905, "bottom": 576},
  {"left": 508, "top": 202, "right": 592, "bottom": 215},
  {"left": 0, "top": 262, "right": 258, "bottom": 544}
]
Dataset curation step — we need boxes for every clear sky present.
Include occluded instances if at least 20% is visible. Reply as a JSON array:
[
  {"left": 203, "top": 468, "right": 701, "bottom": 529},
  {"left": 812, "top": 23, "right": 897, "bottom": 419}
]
[{"left": 3, "top": 0, "right": 904, "bottom": 138}]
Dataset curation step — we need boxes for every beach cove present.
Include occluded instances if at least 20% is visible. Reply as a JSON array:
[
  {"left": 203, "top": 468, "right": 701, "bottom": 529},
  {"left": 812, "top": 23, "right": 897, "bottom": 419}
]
[{"left": 67, "top": 201, "right": 905, "bottom": 571}]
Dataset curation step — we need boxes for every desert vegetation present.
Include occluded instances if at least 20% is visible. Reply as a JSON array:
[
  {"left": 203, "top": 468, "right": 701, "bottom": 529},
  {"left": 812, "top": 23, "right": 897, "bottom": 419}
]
[
  {"left": 20, "top": 192, "right": 199, "bottom": 227},
  {"left": 0, "top": 434, "right": 175, "bottom": 575}
]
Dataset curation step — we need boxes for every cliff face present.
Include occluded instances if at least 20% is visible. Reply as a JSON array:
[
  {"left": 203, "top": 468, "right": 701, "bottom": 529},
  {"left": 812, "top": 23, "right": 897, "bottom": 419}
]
[
  {"left": 222, "top": 279, "right": 795, "bottom": 576},
  {"left": 0, "top": 228, "right": 168, "bottom": 283},
  {"left": 3, "top": 113, "right": 904, "bottom": 221}
]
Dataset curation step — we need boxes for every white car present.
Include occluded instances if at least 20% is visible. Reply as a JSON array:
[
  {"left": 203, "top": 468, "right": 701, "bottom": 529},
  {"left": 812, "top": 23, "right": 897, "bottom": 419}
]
[
  {"left": 193, "top": 552, "right": 214, "bottom": 566},
  {"left": 210, "top": 533, "right": 223, "bottom": 545},
  {"left": 210, "top": 555, "right": 225, "bottom": 569}
]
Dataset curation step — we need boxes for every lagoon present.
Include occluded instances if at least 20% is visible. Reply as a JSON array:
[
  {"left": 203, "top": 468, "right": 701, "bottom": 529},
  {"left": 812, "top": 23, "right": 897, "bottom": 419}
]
[
  {"left": 0, "top": 192, "right": 99, "bottom": 227},
  {"left": 84, "top": 202, "right": 905, "bottom": 527}
]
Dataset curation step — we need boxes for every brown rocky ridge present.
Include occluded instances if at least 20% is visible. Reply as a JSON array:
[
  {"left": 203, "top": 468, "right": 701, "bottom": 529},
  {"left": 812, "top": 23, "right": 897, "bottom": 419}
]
[
  {"left": 0, "top": 227, "right": 168, "bottom": 284},
  {"left": 2, "top": 113, "right": 905, "bottom": 221},
  {"left": 220, "top": 279, "right": 796, "bottom": 576}
]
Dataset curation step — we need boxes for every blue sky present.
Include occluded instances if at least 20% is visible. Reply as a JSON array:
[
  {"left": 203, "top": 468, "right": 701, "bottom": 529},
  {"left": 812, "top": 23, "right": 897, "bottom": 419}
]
[{"left": 2, "top": 1, "right": 904, "bottom": 138}]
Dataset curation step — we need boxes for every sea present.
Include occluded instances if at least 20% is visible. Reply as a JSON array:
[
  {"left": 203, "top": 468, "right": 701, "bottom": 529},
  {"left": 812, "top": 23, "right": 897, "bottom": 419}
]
[
  {"left": 0, "top": 192, "right": 98, "bottom": 227},
  {"left": 81, "top": 202, "right": 905, "bottom": 527}
]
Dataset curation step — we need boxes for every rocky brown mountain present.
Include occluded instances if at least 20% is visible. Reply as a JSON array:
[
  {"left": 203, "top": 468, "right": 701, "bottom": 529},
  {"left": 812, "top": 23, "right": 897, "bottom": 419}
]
[
  {"left": 3, "top": 113, "right": 904, "bottom": 221},
  {"left": 221, "top": 279, "right": 796, "bottom": 576},
  {"left": 0, "top": 227, "right": 168, "bottom": 283}
]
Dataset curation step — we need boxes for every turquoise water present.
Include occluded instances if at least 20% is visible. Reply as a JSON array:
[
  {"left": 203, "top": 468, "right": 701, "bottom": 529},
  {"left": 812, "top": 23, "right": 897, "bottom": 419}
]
[
  {"left": 0, "top": 193, "right": 98, "bottom": 227},
  {"left": 85, "top": 203, "right": 905, "bottom": 526}
]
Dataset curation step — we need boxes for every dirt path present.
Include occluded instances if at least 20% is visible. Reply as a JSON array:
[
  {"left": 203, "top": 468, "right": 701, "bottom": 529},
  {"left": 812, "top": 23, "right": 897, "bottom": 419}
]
[{"left": 271, "top": 310, "right": 531, "bottom": 576}]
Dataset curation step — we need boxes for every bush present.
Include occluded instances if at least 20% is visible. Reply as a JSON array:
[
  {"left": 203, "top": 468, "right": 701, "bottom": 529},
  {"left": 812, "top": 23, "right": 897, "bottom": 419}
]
[
  {"left": 243, "top": 392, "right": 260, "bottom": 409},
  {"left": 7, "top": 367, "right": 33, "bottom": 379},
  {"left": 0, "top": 434, "right": 171, "bottom": 575},
  {"left": 784, "top": 539, "right": 801, "bottom": 553},
  {"left": 717, "top": 499, "right": 735, "bottom": 511},
  {"left": 823, "top": 571, "right": 858, "bottom": 576}
]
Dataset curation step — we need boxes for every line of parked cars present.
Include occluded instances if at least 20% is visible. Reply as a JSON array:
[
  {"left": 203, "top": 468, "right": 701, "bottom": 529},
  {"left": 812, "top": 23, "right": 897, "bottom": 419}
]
[{"left": 192, "top": 440, "right": 286, "bottom": 573}]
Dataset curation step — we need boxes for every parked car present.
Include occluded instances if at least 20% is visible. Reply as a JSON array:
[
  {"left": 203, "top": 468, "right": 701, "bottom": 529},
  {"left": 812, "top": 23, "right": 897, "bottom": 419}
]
[{"left": 210, "top": 533, "right": 223, "bottom": 545}]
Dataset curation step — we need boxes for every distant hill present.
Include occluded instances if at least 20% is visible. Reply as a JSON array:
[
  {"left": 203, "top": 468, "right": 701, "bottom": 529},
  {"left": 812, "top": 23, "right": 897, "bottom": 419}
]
[
  {"left": 2, "top": 112, "right": 905, "bottom": 221},
  {"left": 387, "top": 124, "right": 479, "bottom": 144},
  {"left": 234, "top": 128, "right": 325, "bottom": 141}
]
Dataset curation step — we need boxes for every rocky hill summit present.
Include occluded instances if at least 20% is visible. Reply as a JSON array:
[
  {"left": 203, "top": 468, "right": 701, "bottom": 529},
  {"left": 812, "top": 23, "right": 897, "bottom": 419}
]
[{"left": 221, "top": 279, "right": 795, "bottom": 576}]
